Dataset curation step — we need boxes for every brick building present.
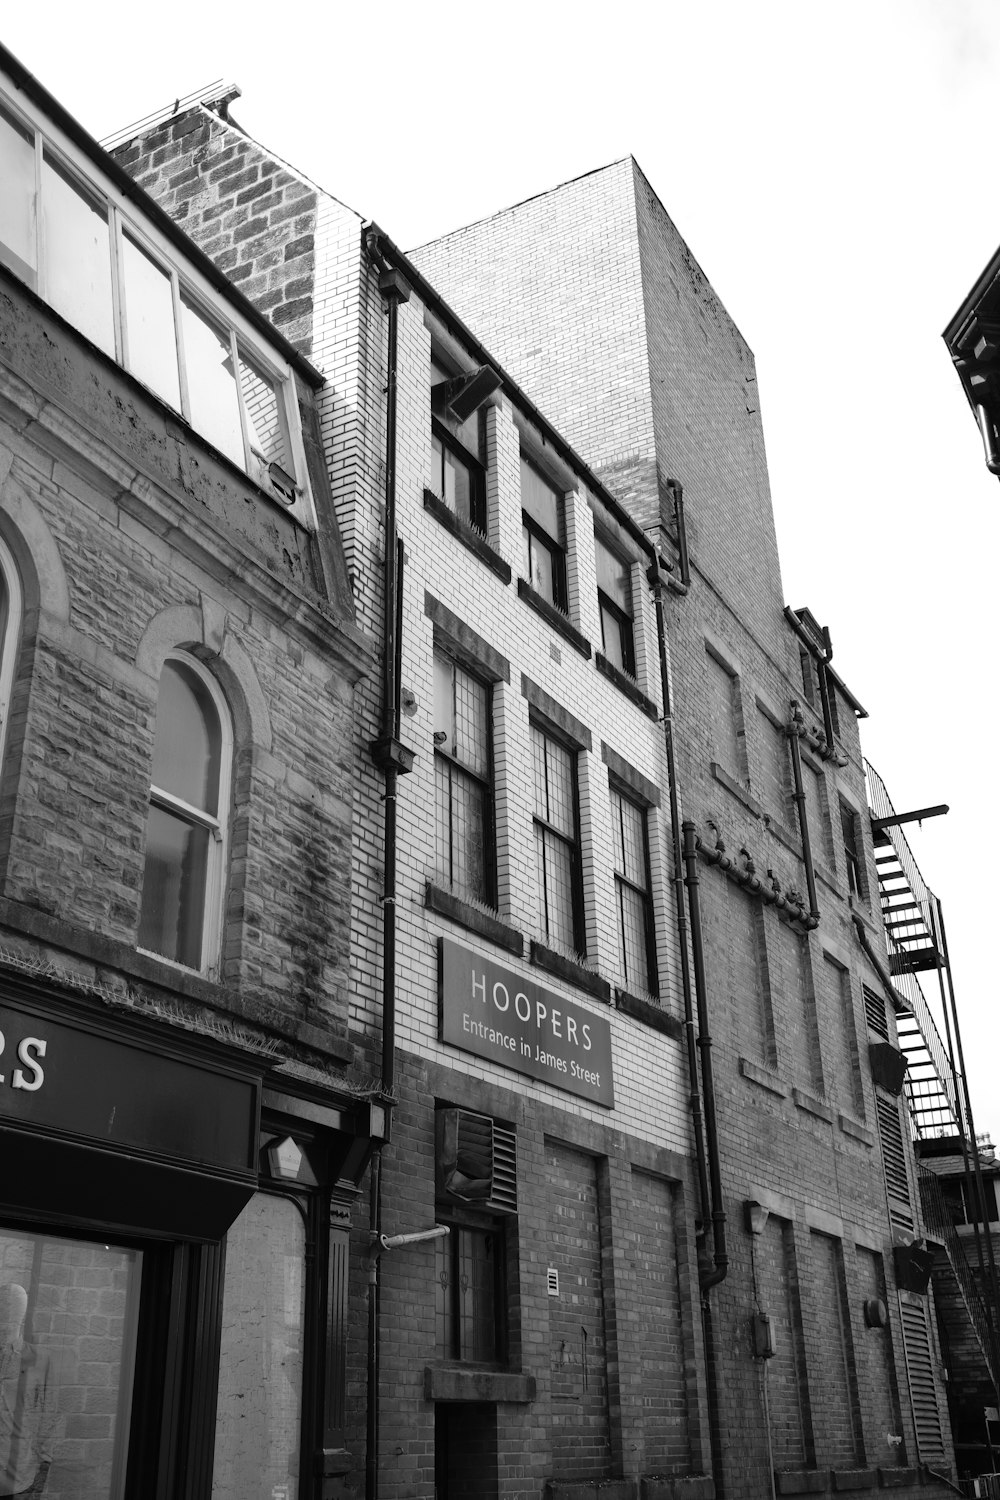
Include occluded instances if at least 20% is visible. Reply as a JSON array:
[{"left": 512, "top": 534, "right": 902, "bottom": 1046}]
[
  {"left": 0, "top": 48, "right": 381, "bottom": 1498},
  {"left": 0, "top": 46, "right": 975, "bottom": 1500}
]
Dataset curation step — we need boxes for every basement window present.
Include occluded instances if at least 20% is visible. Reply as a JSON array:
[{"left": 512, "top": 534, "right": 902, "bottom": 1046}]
[{"left": 0, "top": 83, "right": 314, "bottom": 527}]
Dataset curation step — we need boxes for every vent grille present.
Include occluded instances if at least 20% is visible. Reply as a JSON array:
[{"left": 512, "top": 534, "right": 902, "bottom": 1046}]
[
  {"left": 899, "top": 1293, "right": 945, "bottom": 1459},
  {"left": 436, "top": 1108, "right": 517, "bottom": 1215},
  {"left": 864, "top": 984, "right": 889, "bottom": 1039},
  {"left": 877, "top": 1094, "right": 911, "bottom": 1207},
  {"left": 491, "top": 1121, "right": 518, "bottom": 1214}
]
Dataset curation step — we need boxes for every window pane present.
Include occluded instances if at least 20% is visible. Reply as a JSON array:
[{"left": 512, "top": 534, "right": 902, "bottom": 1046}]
[
  {"left": 122, "top": 232, "right": 180, "bottom": 411},
  {"left": 0, "top": 1225, "right": 141, "bottom": 1500},
  {"left": 213, "top": 1194, "right": 305, "bottom": 1500},
  {"left": 533, "top": 729, "right": 574, "bottom": 837},
  {"left": 435, "top": 759, "right": 486, "bottom": 899},
  {"left": 452, "top": 668, "right": 488, "bottom": 777},
  {"left": 41, "top": 151, "right": 114, "bottom": 356},
  {"left": 538, "top": 828, "right": 576, "bottom": 949},
  {"left": 180, "top": 293, "right": 245, "bottom": 468},
  {"left": 595, "top": 537, "right": 630, "bottom": 612},
  {"left": 443, "top": 445, "right": 473, "bottom": 522},
  {"left": 617, "top": 878, "right": 650, "bottom": 993},
  {"left": 457, "top": 1229, "right": 497, "bottom": 1362},
  {"left": 520, "top": 458, "right": 561, "bottom": 542},
  {"left": 138, "top": 804, "right": 209, "bottom": 968},
  {"left": 524, "top": 527, "right": 559, "bottom": 604},
  {"left": 239, "top": 355, "right": 291, "bottom": 476},
  {"left": 151, "top": 660, "right": 221, "bottom": 815},
  {"left": 600, "top": 603, "right": 626, "bottom": 671},
  {"left": 0, "top": 103, "right": 36, "bottom": 281}
]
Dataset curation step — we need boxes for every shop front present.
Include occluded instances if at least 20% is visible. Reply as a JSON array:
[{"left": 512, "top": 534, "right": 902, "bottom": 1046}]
[{"left": 0, "top": 966, "right": 380, "bottom": 1500}]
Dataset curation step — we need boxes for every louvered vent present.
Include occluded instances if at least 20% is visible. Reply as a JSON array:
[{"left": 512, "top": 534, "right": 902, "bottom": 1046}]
[
  {"left": 864, "top": 984, "right": 889, "bottom": 1039},
  {"left": 877, "top": 1094, "right": 911, "bottom": 1207},
  {"left": 436, "top": 1108, "right": 517, "bottom": 1215},
  {"left": 898, "top": 1293, "right": 945, "bottom": 1459}
]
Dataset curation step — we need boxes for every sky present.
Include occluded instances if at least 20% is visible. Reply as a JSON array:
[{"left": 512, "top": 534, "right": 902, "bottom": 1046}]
[{"left": 4, "top": 0, "right": 999, "bottom": 1139}]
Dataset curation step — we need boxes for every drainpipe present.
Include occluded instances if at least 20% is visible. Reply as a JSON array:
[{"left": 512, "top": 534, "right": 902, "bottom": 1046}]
[
  {"left": 648, "top": 567, "right": 711, "bottom": 1241},
  {"left": 363, "top": 232, "right": 414, "bottom": 1500},
  {"left": 975, "top": 403, "right": 1000, "bottom": 475},
  {"left": 786, "top": 702, "right": 821, "bottom": 923},
  {"left": 681, "top": 822, "right": 728, "bottom": 1293},
  {"left": 816, "top": 626, "right": 836, "bottom": 752},
  {"left": 682, "top": 818, "right": 727, "bottom": 1500}
]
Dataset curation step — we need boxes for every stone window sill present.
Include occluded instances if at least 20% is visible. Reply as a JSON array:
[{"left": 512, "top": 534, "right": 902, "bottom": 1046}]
[
  {"left": 530, "top": 940, "right": 611, "bottom": 1002},
  {"left": 792, "top": 1087, "right": 833, "bottom": 1123},
  {"left": 424, "top": 1365, "right": 535, "bottom": 1403},
  {"left": 425, "top": 883, "right": 523, "bottom": 956},
  {"left": 615, "top": 988, "right": 684, "bottom": 1039},
  {"left": 517, "top": 578, "right": 592, "bottom": 658},
  {"left": 423, "top": 489, "right": 511, "bottom": 583},
  {"left": 710, "top": 762, "right": 762, "bottom": 818},
  {"left": 595, "top": 652, "right": 658, "bottom": 720},
  {"left": 740, "top": 1057, "right": 787, "bottom": 1097}
]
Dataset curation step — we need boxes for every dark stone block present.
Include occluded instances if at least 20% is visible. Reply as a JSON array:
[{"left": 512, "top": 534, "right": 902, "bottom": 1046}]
[
  {"left": 775, "top": 1473, "right": 828, "bottom": 1496},
  {"left": 530, "top": 940, "right": 611, "bottom": 1002}
]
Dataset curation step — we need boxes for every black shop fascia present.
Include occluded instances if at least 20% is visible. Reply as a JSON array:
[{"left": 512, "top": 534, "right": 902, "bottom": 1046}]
[{"left": 0, "top": 960, "right": 385, "bottom": 1499}]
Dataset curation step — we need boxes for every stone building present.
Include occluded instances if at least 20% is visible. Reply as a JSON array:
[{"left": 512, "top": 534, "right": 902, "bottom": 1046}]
[
  {"left": 0, "top": 46, "right": 380, "bottom": 1499},
  {"left": 0, "top": 42, "right": 975, "bottom": 1500}
]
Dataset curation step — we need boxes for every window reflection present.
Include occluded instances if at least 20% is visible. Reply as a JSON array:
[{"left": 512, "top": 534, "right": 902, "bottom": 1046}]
[
  {"left": 0, "top": 102, "right": 36, "bottom": 283},
  {"left": 122, "top": 233, "right": 180, "bottom": 411},
  {"left": 41, "top": 150, "right": 115, "bottom": 358},
  {"left": 213, "top": 1194, "right": 304, "bottom": 1499},
  {"left": 180, "top": 294, "right": 245, "bottom": 469},
  {"left": 0, "top": 1227, "right": 141, "bottom": 1500},
  {"left": 240, "top": 357, "right": 290, "bottom": 478}
]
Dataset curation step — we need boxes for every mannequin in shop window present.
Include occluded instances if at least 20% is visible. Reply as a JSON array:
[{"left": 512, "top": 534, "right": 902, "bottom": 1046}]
[{"left": 0, "top": 1285, "right": 53, "bottom": 1498}]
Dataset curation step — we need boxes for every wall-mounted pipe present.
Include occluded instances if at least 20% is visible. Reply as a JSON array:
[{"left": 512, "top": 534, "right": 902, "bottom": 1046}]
[
  {"left": 976, "top": 403, "right": 1000, "bottom": 474},
  {"left": 363, "top": 232, "right": 413, "bottom": 1500},
  {"left": 786, "top": 703, "right": 821, "bottom": 923},
  {"left": 649, "top": 570, "right": 711, "bottom": 1243},
  {"left": 682, "top": 822, "right": 728, "bottom": 1294},
  {"left": 698, "top": 828, "right": 815, "bottom": 929}
]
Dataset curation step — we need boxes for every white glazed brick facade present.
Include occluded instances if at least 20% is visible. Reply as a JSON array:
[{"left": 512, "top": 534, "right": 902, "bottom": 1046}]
[{"left": 336, "top": 277, "right": 692, "bottom": 1153}]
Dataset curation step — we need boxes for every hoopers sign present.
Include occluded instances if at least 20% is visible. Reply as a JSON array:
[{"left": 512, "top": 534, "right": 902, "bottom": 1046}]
[{"left": 439, "top": 937, "right": 614, "bottom": 1107}]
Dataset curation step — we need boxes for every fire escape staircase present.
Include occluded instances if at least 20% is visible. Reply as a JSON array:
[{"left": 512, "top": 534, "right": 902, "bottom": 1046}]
[
  {"left": 920, "top": 1167, "right": 999, "bottom": 1400},
  {"left": 865, "top": 761, "right": 960, "bottom": 1141}
]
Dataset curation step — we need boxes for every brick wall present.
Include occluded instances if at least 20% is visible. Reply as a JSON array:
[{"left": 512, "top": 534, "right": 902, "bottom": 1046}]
[{"left": 112, "top": 108, "right": 318, "bottom": 357}]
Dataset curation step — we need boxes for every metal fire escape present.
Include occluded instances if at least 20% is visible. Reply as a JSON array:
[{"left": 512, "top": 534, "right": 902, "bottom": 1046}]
[
  {"left": 866, "top": 761, "right": 1000, "bottom": 1472},
  {"left": 865, "top": 761, "right": 962, "bottom": 1139}
]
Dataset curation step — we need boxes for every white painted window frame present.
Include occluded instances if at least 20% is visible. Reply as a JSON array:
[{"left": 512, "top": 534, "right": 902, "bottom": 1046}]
[
  {"left": 0, "top": 77, "right": 315, "bottom": 530},
  {"left": 139, "top": 652, "right": 234, "bottom": 978},
  {"left": 0, "top": 540, "right": 23, "bottom": 775}
]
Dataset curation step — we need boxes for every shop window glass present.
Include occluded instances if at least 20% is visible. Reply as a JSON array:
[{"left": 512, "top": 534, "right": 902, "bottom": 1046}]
[
  {"left": 0, "top": 101, "right": 36, "bottom": 284},
  {"left": 0, "top": 1226, "right": 141, "bottom": 1500},
  {"left": 138, "top": 655, "right": 230, "bottom": 973},
  {"left": 212, "top": 1193, "right": 305, "bottom": 1500},
  {"left": 122, "top": 232, "right": 181, "bottom": 412},
  {"left": 40, "top": 149, "right": 115, "bottom": 358}
]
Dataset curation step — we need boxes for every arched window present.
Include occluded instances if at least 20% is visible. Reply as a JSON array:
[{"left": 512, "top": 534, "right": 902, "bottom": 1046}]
[
  {"left": 138, "top": 654, "right": 232, "bottom": 973},
  {"left": 0, "top": 541, "right": 23, "bottom": 773}
]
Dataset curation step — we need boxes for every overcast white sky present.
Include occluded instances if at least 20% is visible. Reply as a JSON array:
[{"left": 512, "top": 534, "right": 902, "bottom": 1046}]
[{"left": 4, "top": 0, "right": 999, "bottom": 1139}]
